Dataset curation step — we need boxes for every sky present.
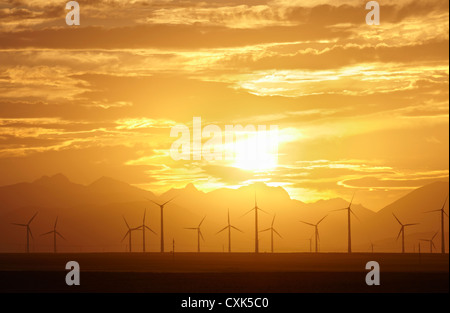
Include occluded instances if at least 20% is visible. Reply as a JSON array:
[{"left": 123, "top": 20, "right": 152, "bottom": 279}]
[{"left": 0, "top": 0, "right": 448, "bottom": 211}]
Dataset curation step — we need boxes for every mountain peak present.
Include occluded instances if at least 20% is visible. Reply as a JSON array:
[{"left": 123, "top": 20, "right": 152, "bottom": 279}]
[
  {"left": 34, "top": 173, "right": 71, "bottom": 186},
  {"left": 185, "top": 183, "right": 198, "bottom": 192},
  {"left": 89, "top": 176, "right": 130, "bottom": 189}
]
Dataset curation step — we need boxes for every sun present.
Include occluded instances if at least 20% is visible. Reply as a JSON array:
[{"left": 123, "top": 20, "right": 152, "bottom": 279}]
[{"left": 229, "top": 128, "right": 279, "bottom": 172}]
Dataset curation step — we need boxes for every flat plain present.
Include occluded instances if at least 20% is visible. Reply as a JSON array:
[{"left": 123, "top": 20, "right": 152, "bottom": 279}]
[{"left": 0, "top": 253, "right": 447, "bottom": 293}]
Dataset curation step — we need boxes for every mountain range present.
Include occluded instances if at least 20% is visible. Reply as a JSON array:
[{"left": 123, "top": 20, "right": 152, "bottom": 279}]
[{"left": 0, "top": 174, "right": 448, "bottom": 253}]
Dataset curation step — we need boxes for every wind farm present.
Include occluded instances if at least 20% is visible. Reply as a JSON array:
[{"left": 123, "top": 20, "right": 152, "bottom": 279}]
[
  {"left": 0, "top": 177, "right": 448, "bottom": 293},
  {"left": 122, "top": 216, "right": 141, "bottom": 253},
  {"left": 147, "top": 197, "right": 176, "bottom": 253},
  {"left": 242, "top": 195, "right": 267, "bottom": 254},
  {"left": 420, "top": 232, "right": 439, "bottom": 254},
  {"left": 136, "top": 209, "right": 157, "bottom": 253},
  {"left": 185, "top": 216, "right": 206, "bottom": 253},
  {"left": 40, "top": 217, "right": 65, "bottom": 253},
  {"left": 425, "top": 196, "right": 448, "bottom": 254},
  {"left": 299, "top": 215, "right": 328, "bottom": 253},
  {"left": 12, "top": 212, "right": 38, "bottom": 253},
  {"left": 216, "top": 209, "right": 243, "bottom": 253},
  {"left": 393, "top": 213, "right": 419, "bottom": 254},
  {"left": 260, "top": 215, "right": 282, "bottom": 253}
]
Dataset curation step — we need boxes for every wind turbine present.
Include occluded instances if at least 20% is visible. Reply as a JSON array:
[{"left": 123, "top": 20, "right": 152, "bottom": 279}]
[
  {"left": 122, "top": 216, "right": 140, "bottom": 252},
  {"left": 12, "top": 212, "right": 38, "bottom": 253},
  {"left": 393, "top": 213, "right": 419, "bottom": 253},
  {"left": 185, "top": 216, "right": 206, "bottom": 253},
  {"left": 304, "top": 236, "right": 313, "bottom": 253},
  {"left": 299, "top": 215, "right": 327, "bottom": 253},
  {"left": 242, "top": 194, "right": 267, "bottom": 254},
  {"left": 147, "top": 197, "right": 176, "bottom": 253},
  {"left": 370, "top": 242, "right": 375, "bottom": 253},
  {"left": 41, "top": 217, "right": 66, "bottom": 253},
  {"left": 332, "top": 193, "right": 358, "bottom": 253},
  {"left": 136, "top": 209, "right": 157, "bottom": 252},
  {"left": 217, "top": 209, "right": 243, "bottom": 253},
  {"left": 260, "top": 215, "right": 282, "bottom": 253},
  {"left": 420, "top": 232, "right": 438, "bottom": 254},
  {"left": 425, "top": 195, "right": 448, "bottom": 254}
]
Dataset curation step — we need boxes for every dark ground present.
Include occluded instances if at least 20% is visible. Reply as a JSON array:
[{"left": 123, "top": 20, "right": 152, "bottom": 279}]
[{"left": 0, "top": 253, "right": 447, "bottom": 293}]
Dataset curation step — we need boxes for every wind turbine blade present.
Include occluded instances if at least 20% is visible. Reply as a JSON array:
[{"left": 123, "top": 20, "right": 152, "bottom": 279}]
[
  {"left": 258, "top": 207, "right": 269, "bottom": 215},
  {"left": 317, "top": 215, "right": 328, "bottom": 225},
  {"left": 331, "top": 208, "right": 347, "bottom": 212},
  {"left": 392, "top": 213, "right": 402, "bottom": 226},
  {"left": 241, "top": 208, "right": 254, "bottom": 218},
  {"left": 28, "top": 228, "right": 34, "bottom": 239},
  {"left": 349, "top": 192, "right": 355, "bottom": 208},
  {"left": 143, "top": 209, "right": 146, "bottom": 223},
  {"left": 444, "top": 211, "right": 449, "bottom": 217},
  {"left": 56, "top": 232, "right": 66, "bottom": 240},
  {"left": 424, "top": 209, "right": 441, "bottom": 213},
  {"left": 273, "top": 229, "right": 282, "bottom": 239},
  {"left": 350, "top": 209, "right": 361, "bottom": 222},
  {"left": 199, "top": 230, "right": 204, "bottom": 241},
  {"left": 299, "top": 221, "right": 315, "bottom": 227},
  {"left": 272, "top": 215, "right": 276, "bottom": 227},
  {"left": 442, "top": 195, "right": 449, "bottom": 210},
  {"left": 12, "top": 223, "right": 27, "bottom": 227},
  {"left": 259, "top": 228, "right": 271, "bottom": 232},
  {"left": 231, "top": 225, "right": 243, "bottom": 233},
  {"left": 145, "top": 226, "right": 157, "bottom": 235},
  {"left": 145, "top": 197, "right": 161, "bottom": 207},
  {"left": 123, "top": 216, "right": 130, "bottom": 229},
  {"left": 396, "top": 228, "right": 402, "bottom": 241},
  {"left": 432, "top": 232, "right": 439, "bottom": 240},
  {"left": 227, "top": 209, "right": 230, "bottom": 225},
  {"left": 185, "top": 228, "right": 197, "bottom": 230},
  {"left": 122, "top": 231, "right": 130, "bottom": 242},
  {"left": 199, "top": 216, "right": 206, "bottom": 227},
  {"left": 162, "top": 197, "right": 177, "bottom": 206},
  {"left": 404, "top": 223, "right": 419, "bottom": 227},
  {"left": 41, "top": 231, "right": 53, "bottom": 236},
  {"left": 216, "top": 226, "right": 229, "bottom": 235},
  {"left": 28, "top": 212, "right": 38, "bottom": 224},
  {"left": 54, "top": 216, "right": 58, "bottom": 229}
]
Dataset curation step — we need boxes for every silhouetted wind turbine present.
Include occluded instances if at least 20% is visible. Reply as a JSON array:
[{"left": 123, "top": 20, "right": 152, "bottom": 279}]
[
  {"left": 12, "top": 212, "right": 38, "bottom": 253},
  {"left": 393, "top": 213, "right": 419, "bottom": 253},
  {"left": 41, "top": 217, "right": 66, "bottom": 253},
  {"left": 260, "top": 215, "right": 282, "bottom": 253},
  {"left": 370, "top": 242, "right": 375, "bottom": 253},
  {"left": 242, "top": 194, "right": 267, "bottom": 253},
  {"left": 425, "top": 195, "right": 448, "bottom": 254},
  {"left": 217, "top": 209, "right": 243, "bottom": 253},
  {"left": 122, "top": 216, "right": 140, "bottom": 252},
  {"left": 299, "top": 215, "right": 327, "bottom": 253},
  {"left": 136, "top": 209, "right": 156, "bottom": 253},
  {"left": 147, "top": 197, "right": 176, "bottom": 253},
  {"left": 332, "top": 193, "right": 358, "bottom": 253},
  {"left": 420, "top": 232, "right": 438, "bottom": 254},
  {"left": 185, "top": 216, "right": 206, "bottom": 253},
  {"left": 304, "top": 236, "right": 313, "bottom": 253}
]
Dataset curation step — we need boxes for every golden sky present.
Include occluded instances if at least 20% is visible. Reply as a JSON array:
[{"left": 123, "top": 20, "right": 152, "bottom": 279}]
[{"left": 0, "top": 0, "right": 448, "bottom": 210}]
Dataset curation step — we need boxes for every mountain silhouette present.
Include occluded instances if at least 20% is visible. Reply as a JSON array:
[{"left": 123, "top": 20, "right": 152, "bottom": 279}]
[
  {"left": 0, "top": 174, "right": 155, "bottom": 211},
  {"left": 0, "top": 175, "right": 447, "bottom": 253}
]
